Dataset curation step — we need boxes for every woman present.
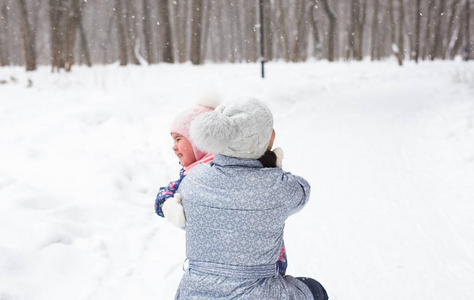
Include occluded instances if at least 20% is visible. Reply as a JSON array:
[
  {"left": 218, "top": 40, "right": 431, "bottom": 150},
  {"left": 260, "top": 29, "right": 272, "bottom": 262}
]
[{"left": 175, "top": 97, "right": 328, "bottom": 300}]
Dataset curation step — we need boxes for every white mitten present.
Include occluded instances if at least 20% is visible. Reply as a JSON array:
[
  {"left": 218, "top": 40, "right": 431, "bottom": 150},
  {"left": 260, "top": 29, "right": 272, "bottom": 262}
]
[
  {"left": 162, "top": 193, "right": 186, "bottom": 228},
  {"left": 272, "top": 147, "right": 284, "bottom": 168}
]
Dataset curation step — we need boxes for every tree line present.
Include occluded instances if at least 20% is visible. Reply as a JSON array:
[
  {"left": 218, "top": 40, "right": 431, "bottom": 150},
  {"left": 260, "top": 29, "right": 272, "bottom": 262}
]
[{"left": 0, "top": 0, "right": 473, "bottom": 72}]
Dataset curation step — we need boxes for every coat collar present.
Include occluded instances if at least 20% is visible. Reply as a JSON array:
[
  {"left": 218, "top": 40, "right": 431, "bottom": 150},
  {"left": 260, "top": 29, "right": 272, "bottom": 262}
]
[{"left": 212, "top": 154, "right": 263, "bottom": 168}]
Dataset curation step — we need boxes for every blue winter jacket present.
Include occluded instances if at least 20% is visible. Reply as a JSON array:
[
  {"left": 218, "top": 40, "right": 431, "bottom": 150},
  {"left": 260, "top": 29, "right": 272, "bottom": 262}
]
[{"left": 175, "top": 154, "right": 313, "bottom": 300}]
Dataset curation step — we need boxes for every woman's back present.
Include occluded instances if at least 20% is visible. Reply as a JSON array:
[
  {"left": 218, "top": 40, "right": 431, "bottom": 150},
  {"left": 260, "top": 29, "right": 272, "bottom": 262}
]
[{"left": 176, "top": 154, "right": 313, "bottom": 299}]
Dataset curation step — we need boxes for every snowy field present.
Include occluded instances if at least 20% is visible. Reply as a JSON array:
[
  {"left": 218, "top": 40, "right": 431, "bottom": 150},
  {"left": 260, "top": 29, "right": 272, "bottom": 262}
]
[{"left": 1, "top": 60, "right": 474, "bottom": 300}]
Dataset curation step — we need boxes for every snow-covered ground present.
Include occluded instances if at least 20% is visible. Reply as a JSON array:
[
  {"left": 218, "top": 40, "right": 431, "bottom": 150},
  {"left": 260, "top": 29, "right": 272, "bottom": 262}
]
[{"left": 1, "top": 60, "right": 473, "bottom": 300}]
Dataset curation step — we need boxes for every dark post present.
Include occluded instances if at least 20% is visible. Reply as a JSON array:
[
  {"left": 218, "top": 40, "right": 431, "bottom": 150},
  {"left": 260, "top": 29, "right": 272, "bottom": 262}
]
[
  {"left": 259, "top": 0, "right": 265, "bottom": 78},
  {"left": 465, "top": 0, "right": 471, "bottom": 61}
]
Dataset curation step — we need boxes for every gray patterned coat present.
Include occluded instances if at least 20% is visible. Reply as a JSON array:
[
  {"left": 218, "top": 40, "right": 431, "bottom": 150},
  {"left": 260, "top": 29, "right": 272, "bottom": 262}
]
[{"left": 175, "top": 154, "right": 313, "bottom": 300}]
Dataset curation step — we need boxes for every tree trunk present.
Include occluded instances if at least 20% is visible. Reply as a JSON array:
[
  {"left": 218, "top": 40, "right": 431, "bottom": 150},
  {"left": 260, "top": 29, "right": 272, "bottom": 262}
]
[
  {"left": 244, "top": 0, "right": 258, "bottom": 63},
  {"left": 159, "top": 0, "right": 174, "bottom": 63},
  {"left": 346, "top": 0, "right": 358, "bottom": 60},
  {"left": 200, "top": 0, "right": 212, "bottom": 62},
  {"left": 450, "top": 15, "right": 465, "bottom": 58},
  {"left": 309, "top": 0, "right": 322, "bottom": 59},
  {"left": 263, "top": 0, "right": 273, "bottom": 61},
  {"left": 464, "top": 0, "right": 470, "bottom": 61},
  {"left": 190, "top": 0, "right": 203, "bottom": 65},
  {"left": 31, "top": 0, "right": 41, "bottom": 61},
  {"left": 276, "top": 0, "right": 290, "bottom": 61},
  {"left": 321, "top": 0, "right": 337, "bottom": 61},
  {"left": 0, "top": 2, "right": 8, "bottom": 66},
  {"left": 115, "top": 0, "right": 128, "bottom": 66},
  {"left": 76, "top": 1, "right": 92, "bottom": 67},
  {"left": 388, "top": 0, "right": 402, "bottom": 65},
  {"left": 78, "top": 20, "right": 92, "bottom": 66},
  {"left": 142, "top": 0, "right": 154, "bottom": 64},
  {"left": 357, "top": 0, "right": 367, "bottom": 60},
  {"left": 102, "top": 12, "right": 116, "bottom": 64},
  {"left": 176, "top": 0, "right": 188, "bottom": 63},
  {"left": 64, "top": 0, "right": 80, "bottom": 71},
  {"left": 292, "top": 0, "right": 307, "bottom": 62},
  {"left": 215, "top": 1, "right": 225, "bottom": 62},
  {"left": 229, "top": 1, "right": 237, "bottom": 63},
  {"left": 125, "top": 0, "right": 141, "bottom": 65},
  {"left": 18, "top": 0, "right": 36, "bottom": 71},
  {"left": 397, "top": 0, "right": 404, "bottom": 64},
  {"left": 414, "top": 0, "right": 421, "bottom": 62},
  {"left": 422, "top": 0, "right": 436, "bottom": 60},
  {"left": 49, "top": 0, "right": 66, "bottom": 71},
  {"left": 446, "top": 0, "right": 461, "bottom": 59},
  {"left": 371, "top": 0, "right": 380, "bottom": 61},
  {"left": 431, "top": 0, "right": 446, "bottom": 59}
]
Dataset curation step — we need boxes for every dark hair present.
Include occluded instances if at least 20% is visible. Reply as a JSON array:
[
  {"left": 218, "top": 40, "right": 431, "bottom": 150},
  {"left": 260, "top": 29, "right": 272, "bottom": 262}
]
[{"left": 258, "top": 150, "right": 277, "bottom": 168}]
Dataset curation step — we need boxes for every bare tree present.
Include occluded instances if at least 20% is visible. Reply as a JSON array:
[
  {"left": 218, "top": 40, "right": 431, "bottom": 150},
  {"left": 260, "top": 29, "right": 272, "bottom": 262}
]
[
  {"left": 142, "top": 0, "right": 154, "bottom": 64},
  {"left": 190, "top": 0, "right": 203, "bottom": 64},
  {"left": 464, "top": 0, "right": 471, "bottom": 61},
  {"left": 321, "top": 0, "right": 337, "bottom": 61},
  {"left": 245, "top": 0, "right": 258, "bottom": 63},
  {"left": 213, "top": 1, "right": 226, "bottom": 62},
  {"left": 115, "top": 0, "right": 128, "bottom": 65},
  {"left": 200, "top": 0, "right": 212, "bottom": 62},
  {"left": 159, "top": 0, "right": 174, "bottom": 63},
  {"left": 229, "top": 1, "right": 238, "bottom": 63},
  {"left": 292, "top": 0, "right": 307, "bottom": 62},
  {"left": 64, "top": 0, "right": 80, "bottom": 71},
  {"left": 309, "top": 0, "right": 322, "bottom": 59},
  {"left": 18, "top": 0, "right": 36, "bottom": 71},
  {"left": 175, "top": 0, "right": 189, "bottom": 63},
  {"left": 450, "top": 10, "right": 466, "bottom": 58},
  {"left": 347, "top": 0, "right": 359, "bottom": 60},
  {"left": 388, "top": 0, "right": 403, "bottom": 65},
  {"left": 49, "top": 0, "right": 68, "bottom": 71},
  {"left": 431, "top": 0, "right": 447, "bottom": 59},
  {"left": 422, "top": 0, "right": 436, "bottom": 60},
  {"left": 276, "top": 0, "right": 290, "bottom": 61},
  {"left": 2, "top": 0, "right": 472, "bottom": 68},
  {"left": 397, "top": 0, "right": 405, "bottom": 64},
  {"left": 371, "top": 0, "right": 380, "bottom": 61},
  {"left": 0, "top": 1, "right": 8, "bottom": 66},
  {"left": 263, "top": 0, "right": 274, "bottom": 61},
  {"left": 414, "top": 0, "right": 421, "bottom": 62},
  {"left": 72, "top": 1, "right": 91, "bottom": 67},
  {"left": 124, "top": 0, "right": 141, "bottom": 65},
  {"left": 357, "top": 0, "right": 367, "bottom": 60},
  {"left": 445, "top": 0, "right": 461, "bottom": 59}
]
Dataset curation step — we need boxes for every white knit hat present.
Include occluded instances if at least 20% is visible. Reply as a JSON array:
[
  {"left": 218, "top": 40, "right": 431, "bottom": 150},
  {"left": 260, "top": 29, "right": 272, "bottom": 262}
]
[{"left": 190, "top": 97, "right": 274, "bottom": 159}]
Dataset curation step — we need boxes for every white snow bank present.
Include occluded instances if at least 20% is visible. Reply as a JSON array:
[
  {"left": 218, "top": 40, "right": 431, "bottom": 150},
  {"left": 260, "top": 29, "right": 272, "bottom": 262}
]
[{"left": 1, "top": 60, "right": 473, "bottom": 299}]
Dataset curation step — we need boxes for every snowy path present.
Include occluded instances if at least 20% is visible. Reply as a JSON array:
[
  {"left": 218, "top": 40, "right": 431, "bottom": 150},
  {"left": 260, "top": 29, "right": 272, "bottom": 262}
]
[{"left": 1, "top": 61, "right": 473, "bottom": 299}]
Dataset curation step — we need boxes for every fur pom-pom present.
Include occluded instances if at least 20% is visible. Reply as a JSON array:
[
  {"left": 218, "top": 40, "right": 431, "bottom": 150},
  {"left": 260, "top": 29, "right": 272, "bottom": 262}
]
[{"left": 190, "top": 110, "right": 234, "bottom": 154}]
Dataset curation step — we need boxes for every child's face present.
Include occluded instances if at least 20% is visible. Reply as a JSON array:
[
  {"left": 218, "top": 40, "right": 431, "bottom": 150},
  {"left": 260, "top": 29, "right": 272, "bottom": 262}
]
[{"left": 171, "top": 133, "right": 196, "bottom": 167}]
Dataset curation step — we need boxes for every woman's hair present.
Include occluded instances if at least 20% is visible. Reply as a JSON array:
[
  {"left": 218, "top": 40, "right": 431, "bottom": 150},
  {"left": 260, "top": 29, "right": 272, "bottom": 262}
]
[{"left": 258, "top": 151, "right": 277, "bottom": 168}]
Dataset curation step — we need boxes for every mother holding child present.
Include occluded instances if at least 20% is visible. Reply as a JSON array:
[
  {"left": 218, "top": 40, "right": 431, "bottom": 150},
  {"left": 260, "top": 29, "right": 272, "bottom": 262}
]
[{"left": 156, "top": 96, "right": 328, "bottom": 300}]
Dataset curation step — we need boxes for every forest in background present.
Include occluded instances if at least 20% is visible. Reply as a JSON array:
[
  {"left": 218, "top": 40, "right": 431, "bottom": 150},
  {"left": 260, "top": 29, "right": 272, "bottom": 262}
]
[{"left": 0, "top": 0, "right": 473, "bottom": 72}]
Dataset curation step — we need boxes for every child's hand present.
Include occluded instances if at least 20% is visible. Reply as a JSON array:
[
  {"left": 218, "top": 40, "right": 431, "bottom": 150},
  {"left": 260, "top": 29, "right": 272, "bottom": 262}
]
[
  {"left": 272, "top": 147, "right": 284, "bottom": 168},
  {"left": 162, "top": 193, "right": 186, "bottom": 228}
]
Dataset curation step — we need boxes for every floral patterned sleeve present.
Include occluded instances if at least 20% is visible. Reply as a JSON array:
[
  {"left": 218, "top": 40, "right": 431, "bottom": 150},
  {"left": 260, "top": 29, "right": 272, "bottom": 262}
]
[{"left": 154, "top": 169, "right": 186, "bottom": 217}]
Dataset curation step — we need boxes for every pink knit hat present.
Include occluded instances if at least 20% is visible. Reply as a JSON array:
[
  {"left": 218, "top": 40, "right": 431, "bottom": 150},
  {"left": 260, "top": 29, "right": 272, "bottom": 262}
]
[{"left": 170, "top": 105, "right": 215, "bottom": 161}]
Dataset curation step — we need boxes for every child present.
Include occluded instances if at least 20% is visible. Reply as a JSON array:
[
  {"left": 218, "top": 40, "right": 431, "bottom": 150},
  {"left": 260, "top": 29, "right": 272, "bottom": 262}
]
[
  {"left": 154, "top": 101, "right": 216, "bottom": 228},
  {"left": 174, "top": 97, "right": 328, "bottom": 300},
  {"left": 155, "top": 99, "right": 290, "bottom": 276}
]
